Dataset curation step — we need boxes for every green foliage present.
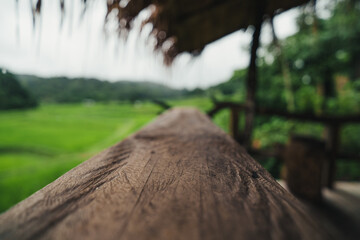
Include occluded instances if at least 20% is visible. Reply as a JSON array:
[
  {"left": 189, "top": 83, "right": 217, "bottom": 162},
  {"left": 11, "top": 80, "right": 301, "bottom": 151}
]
[
  {"left": 207, "top": 69, "right": 247, "bottom": 101},
  {"left": 340, "top": 124, "right": 360, "bottom": 154},
  {"left": 169, "top": 97, "right": 213, "bottom": 111},
  {"left": 286, "top": 0, "right": 360, "bottom": 80},
  {"left": 336, "top": 160, "right": 360, "bottom": 181},
  {"left": 324, "top": 79, "right": 360, "bottom": 114},
  {"left": 257, "top": 0, "right": 360, "bottom": 114},
  {"left": 206, "top": 0, "right": 360, "bottom": 160},
  {"left": 186, "top": 88, "right": 206, "bottom": 97},
  {"left": 257, "top": 71, "right": 288, "bottom": 110},
  {"left": 213, "top": 109, "right": 230, "bottom": 133},
  {"left": 250, "top": 0, "right": 360, "bottom": 150},
  {"left": 253, "top": 117, "right": 294, "bottom": 148},
  {"left": 0, "top": 70, "right": 38, "bottom": 110},
  {"left": 294, "top": 86, "right": 323, "bottom": 113},
  {"left": 219, "top": 0, "right": 360, "bottom": 179}
]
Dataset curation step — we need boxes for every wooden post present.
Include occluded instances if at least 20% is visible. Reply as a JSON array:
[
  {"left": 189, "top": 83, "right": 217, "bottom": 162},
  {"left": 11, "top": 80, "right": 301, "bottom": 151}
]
[
  {"left": 270, "top": 17, "right": 295, "bottom": 112},
  {"left": 283, "top": 136, "right": 326, "bottom": 202},
  {"left": 325, "top": 123, "right": 340, "bottom": 189},
  {"left": 229, "top": 107, "right": 239, "bottom": 141},
  {"left": 243, "top": 6, "right": 264, "bottom": 149},
  {"left": 0, "top": 108, "right": 333, "bottom": 240}
]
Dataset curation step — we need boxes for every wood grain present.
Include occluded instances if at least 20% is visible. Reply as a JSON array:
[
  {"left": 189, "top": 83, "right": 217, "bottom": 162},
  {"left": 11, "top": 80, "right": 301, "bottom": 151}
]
[{"left": 0, "top": 108, "right": 334, "bottom": 240}]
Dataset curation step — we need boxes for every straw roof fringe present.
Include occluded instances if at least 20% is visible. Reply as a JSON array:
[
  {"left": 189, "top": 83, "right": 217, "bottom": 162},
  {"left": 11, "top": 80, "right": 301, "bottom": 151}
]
[{"left": 32, "top": 0, "right": 310, "bottom": 63}]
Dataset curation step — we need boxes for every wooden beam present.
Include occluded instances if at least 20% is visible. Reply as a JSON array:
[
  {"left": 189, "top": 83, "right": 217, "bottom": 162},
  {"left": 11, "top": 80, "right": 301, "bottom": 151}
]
[
  {"left": 229, "top": 107, "right": 240, "bottom": 140},
  {"left": 324, "top": 124, "right": 340, "bottom": 189},
  {"left": 256, "top": 107, "right": 360, "bottom": 124},
  {"left": 208, "top": 101, "right": 360, "bottom": 124},
  {"left": 207, "top": 101, "right": 246, "bottom": 117},
  {"left": 0, "top": 108, "right": 333, "bottom": 240}
]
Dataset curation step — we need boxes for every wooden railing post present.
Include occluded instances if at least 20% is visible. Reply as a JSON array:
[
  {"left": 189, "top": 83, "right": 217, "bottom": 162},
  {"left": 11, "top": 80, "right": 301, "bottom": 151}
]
[
  {"left": 243, "top": 2, "right": 265, "bottom": 148},
  {"left": 229, "top": 108, "right": 239, "bottom": 141},
  {"left": 325, "top": 123, "right": 340, "bottom": 189}
]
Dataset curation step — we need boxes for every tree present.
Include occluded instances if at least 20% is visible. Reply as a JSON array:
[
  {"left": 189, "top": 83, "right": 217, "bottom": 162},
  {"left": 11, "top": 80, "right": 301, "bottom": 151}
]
[
  {"left": 257, "top": 0, "right": 360, "bottom": 114},
  {"left": 0, "top": 69, "right": 38, "bottom": 110}
]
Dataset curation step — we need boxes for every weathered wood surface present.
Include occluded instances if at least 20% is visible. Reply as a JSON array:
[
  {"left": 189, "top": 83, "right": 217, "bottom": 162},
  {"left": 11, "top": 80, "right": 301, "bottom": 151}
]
[{"left": 0, "top": 108, "right": 334, "bottom": 240}]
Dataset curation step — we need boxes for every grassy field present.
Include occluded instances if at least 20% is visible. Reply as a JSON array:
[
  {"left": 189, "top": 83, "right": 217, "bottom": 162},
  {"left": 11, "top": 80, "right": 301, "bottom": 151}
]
[
  {"left": 0, "top": 102, "right": 159, "bottom": 212},
  {"left": 0, "top": 99, "right": 218, "bottom": 212}
]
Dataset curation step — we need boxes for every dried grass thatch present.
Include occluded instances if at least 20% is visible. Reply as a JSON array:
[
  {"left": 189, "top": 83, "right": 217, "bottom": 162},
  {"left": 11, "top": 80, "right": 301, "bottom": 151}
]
[{"left": 31, "top": 0, "right": 309, "bottom": 63}]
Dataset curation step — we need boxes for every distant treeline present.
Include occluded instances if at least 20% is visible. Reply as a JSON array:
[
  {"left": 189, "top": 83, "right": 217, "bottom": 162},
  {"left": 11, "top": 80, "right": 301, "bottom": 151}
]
[
  {"left": 0, "top": 70, "right": 209, "bottom": 110},
  {"left": 16, "top": 75, "right": 195, "bottom": 103}
]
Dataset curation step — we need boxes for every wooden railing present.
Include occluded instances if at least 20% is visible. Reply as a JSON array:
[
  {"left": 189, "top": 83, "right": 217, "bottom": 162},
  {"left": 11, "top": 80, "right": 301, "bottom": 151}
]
[
  {"left": 0, "top": 108, "right": 334, "bottom": 239},
  {"left": 208, "top": 101, "right": 360, "bottom": 188}
]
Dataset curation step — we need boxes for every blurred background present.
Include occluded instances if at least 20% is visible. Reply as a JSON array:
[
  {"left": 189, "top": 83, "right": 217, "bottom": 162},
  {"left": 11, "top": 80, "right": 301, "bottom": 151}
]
[{"left": 0, "top": 0, "right": 359, "bottom": 214}]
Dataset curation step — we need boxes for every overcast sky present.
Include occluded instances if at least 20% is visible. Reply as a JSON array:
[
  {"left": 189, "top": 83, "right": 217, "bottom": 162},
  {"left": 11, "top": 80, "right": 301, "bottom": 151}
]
[{"left": 0, "top": 0, "right": 313, "bottom": 89}]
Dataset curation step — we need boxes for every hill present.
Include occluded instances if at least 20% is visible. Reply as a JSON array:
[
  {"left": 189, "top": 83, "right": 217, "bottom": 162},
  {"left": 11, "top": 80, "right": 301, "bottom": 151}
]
[{"left": 17, "top": 75, "right": 188, "bottom": 103}]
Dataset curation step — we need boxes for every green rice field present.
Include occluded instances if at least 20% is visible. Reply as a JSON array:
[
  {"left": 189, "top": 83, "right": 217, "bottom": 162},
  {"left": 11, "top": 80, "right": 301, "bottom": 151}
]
[{"left": 0, "top": 99, "right": 220, "bottom": 212}]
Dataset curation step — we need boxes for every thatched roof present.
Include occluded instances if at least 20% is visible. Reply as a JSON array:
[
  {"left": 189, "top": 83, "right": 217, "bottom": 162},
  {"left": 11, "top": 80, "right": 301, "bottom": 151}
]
[{"left": 33, "top": 0, "right": 310, "bottom": 62}]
